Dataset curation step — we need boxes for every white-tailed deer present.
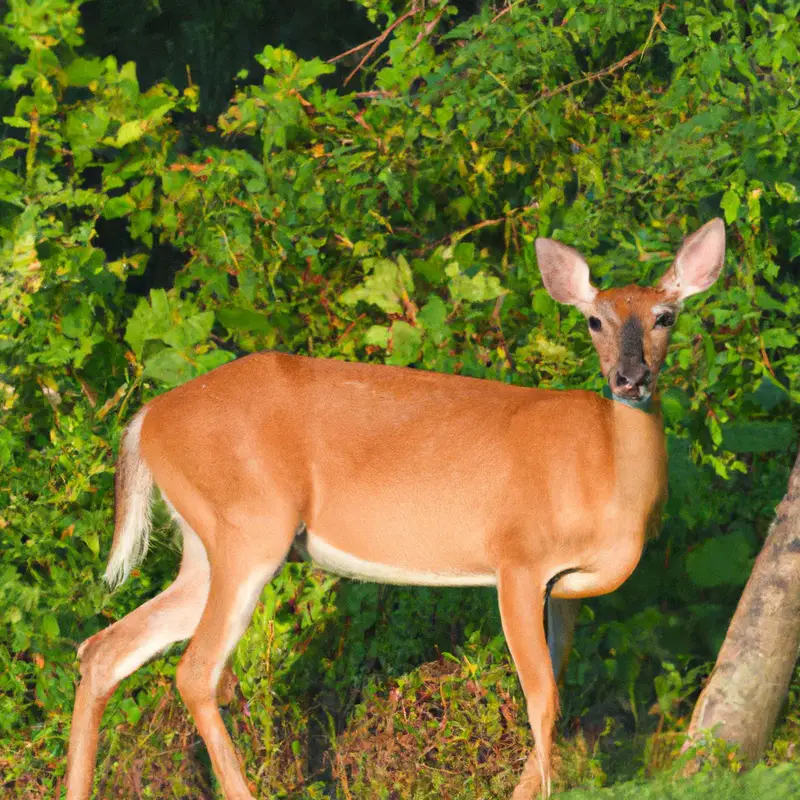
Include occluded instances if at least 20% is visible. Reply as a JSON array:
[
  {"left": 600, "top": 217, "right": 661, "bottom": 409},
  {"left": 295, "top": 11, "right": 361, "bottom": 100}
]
[{"left": 66, "top": 219, "right": 725, "bottom": 799}]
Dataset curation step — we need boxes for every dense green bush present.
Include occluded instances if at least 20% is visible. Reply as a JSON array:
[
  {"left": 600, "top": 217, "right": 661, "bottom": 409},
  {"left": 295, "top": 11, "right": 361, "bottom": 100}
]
[{"left": 1, "top": 0, "right": 799, "bottom": 795}]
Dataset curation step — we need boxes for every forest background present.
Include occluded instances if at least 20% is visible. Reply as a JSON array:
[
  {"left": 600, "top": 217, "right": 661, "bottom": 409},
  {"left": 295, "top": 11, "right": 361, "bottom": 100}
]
[{"left": 1, "top": 0, "right": 799, "bottom": 797}]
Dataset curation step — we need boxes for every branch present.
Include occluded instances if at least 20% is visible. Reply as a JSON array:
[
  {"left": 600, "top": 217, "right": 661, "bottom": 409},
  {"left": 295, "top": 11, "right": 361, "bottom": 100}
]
[
  {"left": 448, "top": 202, "right": 538, "bottom": 245},
  {"left": 342, "top": 6, "right": 422, "bottom": 87},
  {"left": 491, "top": 0, "right": 528, "bottom": 24},
  {"left": 328, "top": 35, "right": 384, "bottom": 65},
  {"left": 413, "top": 7, "right": 446, "bottom": 48},
  {"left": 414, "top": 202, "right": 538, "bottom": 256},
  {"left": 502, "top": 3, "right": 668, "bottom": 141}
]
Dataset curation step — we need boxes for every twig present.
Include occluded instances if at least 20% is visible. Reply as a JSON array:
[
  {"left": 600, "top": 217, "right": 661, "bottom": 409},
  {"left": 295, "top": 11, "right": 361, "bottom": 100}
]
[
  {"left": 336, "top": 315, "right": 366, "bottom": 343},
  {"left": 492, "top": 0, "right": 527, "bottom": 24},
  {"left": 451, "top": 216, "right": 507, "bottom": 241},
  {"left": 354, "top": 90, "right": 396, "bottom": 99},
  {"left": 216, "top": 225, "right": 240, "bottom": 272},
  {"left": 759, "top": 334, "right": 777, "bottom": 379},
  {"left": 344, "top": 6, "right": 422, "bottom": 87},
  {"left": 328, "top": 35, "right": 384, "bottom": 65},
  {"left": 336, "top": 751, "right": 354, "bottom": 800},
  {"left": 640, "top": 2, "right": 668, "bottom": 61},
  {"left": 412, "top": 8, "right": 446, "bottom": 48},
  {"left": 448, "top": 201, "right": 538, "bottom": 245},
  {"left": 491, "top": 294, "right": 515, "bottom": 371}
]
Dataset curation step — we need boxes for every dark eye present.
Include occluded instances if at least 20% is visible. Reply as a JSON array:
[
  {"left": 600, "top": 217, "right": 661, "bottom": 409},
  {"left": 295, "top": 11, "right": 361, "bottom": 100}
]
[
  {"left": 588, "top": 316, "right": 602, "bottom": 332},
  {"left": 655, "top": 311, "right": 675, "bottom": 328}
]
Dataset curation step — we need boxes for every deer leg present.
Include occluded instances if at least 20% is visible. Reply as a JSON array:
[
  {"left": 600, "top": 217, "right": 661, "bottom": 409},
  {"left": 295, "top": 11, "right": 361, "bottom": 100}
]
[
  {"left": 546, "top": 597, "right": 581, "bottom": 685},
  {"left": 217, "top": 660, "right": 239, "bottom": 707},
  {"left": 175, "top": 534, "right": 288, "bottom": 800},
  {"left": 498, "top": 565, "right": 558, "bottom": 800},
  {"left": 66, "top": 526, "right": 210, "bottom": 800}
]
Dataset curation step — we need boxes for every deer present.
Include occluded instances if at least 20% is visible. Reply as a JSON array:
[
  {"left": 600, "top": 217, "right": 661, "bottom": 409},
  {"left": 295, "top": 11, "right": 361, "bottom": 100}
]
[{"left": 65, "top": 218, "right": 726, "bottom": 799}]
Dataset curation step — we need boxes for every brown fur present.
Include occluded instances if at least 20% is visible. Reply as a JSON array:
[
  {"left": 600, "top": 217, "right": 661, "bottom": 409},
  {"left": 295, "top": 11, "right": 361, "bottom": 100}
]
[{"left": 591, "top": 286, "right": 676, "bottom": 385}]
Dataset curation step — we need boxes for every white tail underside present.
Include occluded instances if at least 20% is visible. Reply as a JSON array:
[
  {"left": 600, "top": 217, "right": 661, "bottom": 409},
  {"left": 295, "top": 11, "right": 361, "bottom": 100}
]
[{"left": 104, "top": 410, "right": 154, "bottom": 589}]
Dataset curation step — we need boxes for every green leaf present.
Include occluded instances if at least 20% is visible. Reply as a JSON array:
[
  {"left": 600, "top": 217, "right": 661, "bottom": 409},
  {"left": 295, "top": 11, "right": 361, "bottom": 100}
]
[
  {"left": 751, "top": 377, "right": 788, "bottom": 412},
  {"left": 721, "top": 421, "right": 794, "bottom": 453},
  {"left": 660, "top": 389, "right": 688, "bottom": 424},
  {"left": 339, "top": 258, "right": 415, "bottom": 314},
  {"left": 0, "top": 429, "right": 13, "bottom": 467},
  {"left": 298, "top": 57, "right": 335, "bottom": 84},
  {"left": 103, "top": 194, "right": 136, "bottom": 219},
  {"left": 761, "top": 328, "right": 797, "bottom": 350},
  {"left": 115, "top": 120, "right": 147, "bottom": 147},
  {"left": 755, "top": 287, "right": 786, "bottom": 311},
  {"left": 774, "top": 182, "right": 799, "bottom": 204},
  {"left": 364, "top": 325, "right": 389, "bottom": 347},
  {"left": 66, "top": 106, "right": 110, "bottom": 167},
  {"left": 685, "top": 532, "right": 753, "bottom": 589},
  {"left": 195, "top": 350, "right": 235, "bottom": 374},
  {"left": 418, "top": 296, "right": 449, "bottom": 344},
  {"left": 707, "top": 414, "right": 722, "bottom": 447},
  {"left": 217, "top": 307, "right": 271, "bottom": 333},
  {"left": 2, "top": 116, "right": 29, "bottom": 128},
  {"left": 143, "top": 349, "right": 194, "bottom": 386},
  {"left": 83, "top": 533, "right": 100, "bottom": 557},
  {"left": 149, "top": 289, "right": 172, "bottom": 327},
  {"left": 65, "top": 57, "right": 104, "bottom": 86},
  {"left": 720, "top": 189, "right": 740, "bottom": 224},
  {"left": 119, "top": 697, "right": 142, "bottom": 726},
  {"left": 536, "top": 289, "right": 561, "bottom": 320},
  {"left": 448, "top": 270, "right": 504, "bottom": 304},
  {"left": 41, "top": 615, "right": 59, "bottom": 638},
  {"left": 124, "top": 291, "right": 175, "bottom": 358},
  {"left": 163, "top": 311, "right": 214, "bottom": 350},
  {"left": 387, "top": 321, "right": 422, "bottom": 366}
]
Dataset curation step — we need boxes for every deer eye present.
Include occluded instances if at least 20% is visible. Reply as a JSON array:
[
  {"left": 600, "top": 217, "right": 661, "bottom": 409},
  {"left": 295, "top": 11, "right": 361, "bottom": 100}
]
[
  {"left": 588, "top": 316, "right": 602, "bottom": 332},
  {"left": 655, "top": 311, "right": 675, "bottom": 328}
]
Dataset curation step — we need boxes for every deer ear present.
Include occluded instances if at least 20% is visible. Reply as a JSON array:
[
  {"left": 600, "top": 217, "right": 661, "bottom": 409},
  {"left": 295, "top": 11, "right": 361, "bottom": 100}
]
[
  {"left": 659, "top": 218, "right": 725, "bottom": 301},
  {"left": 535, "top": 238, "right": 597, "bottom": 310}
]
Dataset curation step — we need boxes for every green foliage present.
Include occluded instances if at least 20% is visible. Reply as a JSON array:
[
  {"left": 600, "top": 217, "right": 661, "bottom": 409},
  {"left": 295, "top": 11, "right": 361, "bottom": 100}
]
[
  {"left": 1, "top": 0, "right": 800, "bottom": 796},
  {"left": 561, "top": 763, "right": 800, "bottom": 799},
  {"left": 767, "top": 667, "right": 800, "bottom": 767}
]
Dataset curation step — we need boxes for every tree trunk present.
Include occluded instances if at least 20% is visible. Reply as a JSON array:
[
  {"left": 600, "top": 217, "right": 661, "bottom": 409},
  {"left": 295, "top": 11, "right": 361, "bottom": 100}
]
[{"left": 683, "top": 445, "right": 800, "bottom": 764}]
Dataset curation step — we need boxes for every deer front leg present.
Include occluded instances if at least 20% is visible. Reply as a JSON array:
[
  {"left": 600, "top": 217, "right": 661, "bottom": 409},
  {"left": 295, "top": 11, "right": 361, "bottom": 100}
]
[
  {"left": 217, "top": 661, "right": 239, "bottom": 707},
  {"left": 497, "top": 565, "right": 559, "bottom": 800}
]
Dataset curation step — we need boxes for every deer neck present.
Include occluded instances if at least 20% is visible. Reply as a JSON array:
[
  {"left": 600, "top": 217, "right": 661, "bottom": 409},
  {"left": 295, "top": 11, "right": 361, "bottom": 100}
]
[
  {"left": 607, "top": 390, "right": 668, "bottom": 527},
  {"left": 601, "top": 383, "right": 654, "bottom": 413}
]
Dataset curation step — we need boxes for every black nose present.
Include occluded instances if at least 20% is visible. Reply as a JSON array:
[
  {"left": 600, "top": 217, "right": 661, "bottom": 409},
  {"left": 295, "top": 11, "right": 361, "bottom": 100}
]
[{"left": 616, "top": 365, "right": 651, "bottom": 389}]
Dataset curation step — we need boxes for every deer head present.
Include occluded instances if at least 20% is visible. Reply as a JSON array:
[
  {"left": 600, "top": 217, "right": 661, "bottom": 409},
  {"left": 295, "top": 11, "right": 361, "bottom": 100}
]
[{"left": 535, "top": 218, "right": 726, "bottom": 402}]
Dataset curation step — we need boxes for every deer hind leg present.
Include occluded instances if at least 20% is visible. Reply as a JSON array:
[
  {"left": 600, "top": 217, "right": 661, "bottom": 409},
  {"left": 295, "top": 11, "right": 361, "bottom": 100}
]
[
  {"left": 546, "top": 597, "right": 581, "bottom": 684},
  {"left": 174, "top": 523, "right": 292, "bottom": 800},
  {"left": 66, "top": 525, "right": 211, "bottom": 800},
  {"left": 498, "top": 565, "right": 558, "bottom": 800}
]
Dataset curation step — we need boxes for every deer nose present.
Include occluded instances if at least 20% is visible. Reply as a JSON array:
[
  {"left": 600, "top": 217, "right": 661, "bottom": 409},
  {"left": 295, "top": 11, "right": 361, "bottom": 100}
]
[{"left": 615, "top": 364, "right": 651, "bottom": 389}]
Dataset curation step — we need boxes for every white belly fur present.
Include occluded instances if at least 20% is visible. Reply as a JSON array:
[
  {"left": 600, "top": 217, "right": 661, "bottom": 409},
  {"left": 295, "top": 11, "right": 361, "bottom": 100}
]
[{"left": 305, "top": 531, "right": 497, "bottom": 587}]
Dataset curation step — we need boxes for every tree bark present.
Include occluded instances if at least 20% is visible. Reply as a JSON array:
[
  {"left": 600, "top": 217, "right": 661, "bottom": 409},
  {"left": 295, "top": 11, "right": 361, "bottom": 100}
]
[{"left": 683, "top": 444, "right": 800, "bottom": 764}]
